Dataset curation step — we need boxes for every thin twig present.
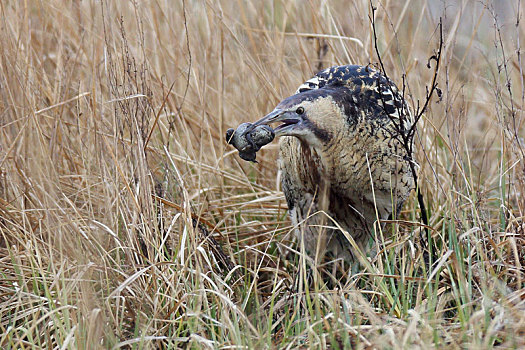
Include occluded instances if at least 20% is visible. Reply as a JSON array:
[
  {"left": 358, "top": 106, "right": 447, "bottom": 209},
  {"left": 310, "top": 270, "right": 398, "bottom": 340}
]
[{"left": 369, "top": 1, "right": 444, "bottom": 262}]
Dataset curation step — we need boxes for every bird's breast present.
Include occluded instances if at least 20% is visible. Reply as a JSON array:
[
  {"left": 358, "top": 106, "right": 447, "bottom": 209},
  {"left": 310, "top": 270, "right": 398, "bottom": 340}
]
[{"left": 279, "top": 136, "right": 326, "bottom": 192}]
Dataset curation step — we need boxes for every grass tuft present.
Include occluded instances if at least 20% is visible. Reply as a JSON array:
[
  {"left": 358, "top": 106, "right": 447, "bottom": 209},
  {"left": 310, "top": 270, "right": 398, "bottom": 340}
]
[{"left": 0, "top": 0, "right": 524, "bottom": 348}]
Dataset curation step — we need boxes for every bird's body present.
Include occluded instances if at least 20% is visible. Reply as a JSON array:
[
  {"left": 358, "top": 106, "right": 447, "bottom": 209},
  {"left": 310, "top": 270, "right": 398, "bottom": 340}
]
[{"left": 246, "top": 65, "right": 416, "bottom": 267}]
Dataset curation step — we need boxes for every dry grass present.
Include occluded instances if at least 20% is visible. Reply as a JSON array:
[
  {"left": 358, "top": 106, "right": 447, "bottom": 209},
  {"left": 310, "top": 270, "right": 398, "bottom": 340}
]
[{"left": 0, "top": 0, "right": 524, "bottom": 348}]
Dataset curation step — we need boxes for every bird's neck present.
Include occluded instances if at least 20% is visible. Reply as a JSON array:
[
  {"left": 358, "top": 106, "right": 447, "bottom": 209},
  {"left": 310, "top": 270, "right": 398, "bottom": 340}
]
[{"left": 298, "top": 139, "right": 333, "bottom": 186}]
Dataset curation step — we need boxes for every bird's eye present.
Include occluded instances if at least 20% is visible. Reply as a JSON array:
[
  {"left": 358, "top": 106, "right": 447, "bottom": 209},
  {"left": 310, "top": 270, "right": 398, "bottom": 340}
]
[{"left": 296, "top": 107, "right": 305, "bottom": 115}]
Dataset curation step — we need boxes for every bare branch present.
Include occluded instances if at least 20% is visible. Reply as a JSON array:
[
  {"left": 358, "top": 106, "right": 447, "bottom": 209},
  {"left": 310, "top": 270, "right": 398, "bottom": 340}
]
[{"left": 369, "top": 1, "right": 444, "bottom": 263}]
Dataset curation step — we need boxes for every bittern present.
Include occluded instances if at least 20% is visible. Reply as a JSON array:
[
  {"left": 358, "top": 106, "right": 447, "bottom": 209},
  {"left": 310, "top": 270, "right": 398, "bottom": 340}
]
[{"left": 229, "top": 65, "right": 415, "bottom": 268}]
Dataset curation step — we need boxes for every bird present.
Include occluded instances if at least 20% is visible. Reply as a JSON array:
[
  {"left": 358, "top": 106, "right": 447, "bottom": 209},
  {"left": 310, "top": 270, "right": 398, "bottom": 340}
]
[{"left": 245, "top": 65, "right": 416, "bottom": 271}]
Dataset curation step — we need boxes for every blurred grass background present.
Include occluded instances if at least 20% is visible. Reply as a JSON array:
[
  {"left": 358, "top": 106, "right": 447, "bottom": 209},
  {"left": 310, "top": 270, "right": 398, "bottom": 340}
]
[{"left": 0, "top": 0, "right": 524, "bottom": 348}]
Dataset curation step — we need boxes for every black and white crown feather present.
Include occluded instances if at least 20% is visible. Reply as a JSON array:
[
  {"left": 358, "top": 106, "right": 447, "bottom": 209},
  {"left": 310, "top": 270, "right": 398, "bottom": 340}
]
[{"left": 295, "top": 65, "right": 413, "bottom": 130}]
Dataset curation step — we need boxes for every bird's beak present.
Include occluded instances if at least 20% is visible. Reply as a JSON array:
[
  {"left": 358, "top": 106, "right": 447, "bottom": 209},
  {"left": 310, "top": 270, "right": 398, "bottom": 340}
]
[
  {"left": 247, "top": 109, "right": 301, "bottom": 137},
  {"left": 250, "top": 109, "right": 284, "bottom": 128}
]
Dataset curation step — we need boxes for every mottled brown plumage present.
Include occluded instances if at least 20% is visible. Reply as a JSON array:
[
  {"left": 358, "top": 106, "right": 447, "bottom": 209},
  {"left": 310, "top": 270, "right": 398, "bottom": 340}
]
[{"left": 247, "top": 65, "right": 415, "bottom": 267}]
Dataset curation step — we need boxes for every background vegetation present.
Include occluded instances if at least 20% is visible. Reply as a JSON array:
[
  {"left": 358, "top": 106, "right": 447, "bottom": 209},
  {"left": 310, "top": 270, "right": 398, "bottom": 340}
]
[{"left": 0, "top": 0, "right": 524, "bottom": 348}]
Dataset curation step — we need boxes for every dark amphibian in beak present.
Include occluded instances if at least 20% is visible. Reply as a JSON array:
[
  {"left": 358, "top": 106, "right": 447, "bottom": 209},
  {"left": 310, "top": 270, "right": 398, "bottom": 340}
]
[
  {"left": 225, "top": 122, "right": 275, "bottom": 163},
  {"left": 226, "top": 104, "right": 305, "bottom": 162}
]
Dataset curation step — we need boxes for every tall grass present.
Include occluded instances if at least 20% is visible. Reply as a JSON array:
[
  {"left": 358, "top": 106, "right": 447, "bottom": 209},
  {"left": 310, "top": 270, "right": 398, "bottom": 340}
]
[{"left": 0, "top": 0, "right": 524, "bottom": 348}]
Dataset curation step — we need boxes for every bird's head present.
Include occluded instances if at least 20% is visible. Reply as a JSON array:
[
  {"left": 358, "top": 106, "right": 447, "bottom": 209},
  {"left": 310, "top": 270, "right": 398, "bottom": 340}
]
[{"left": 248, "top": 88, "right": 349, "bottom": 148}]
